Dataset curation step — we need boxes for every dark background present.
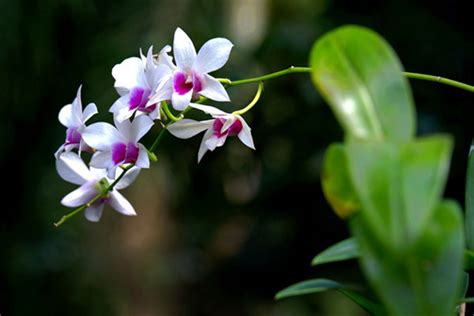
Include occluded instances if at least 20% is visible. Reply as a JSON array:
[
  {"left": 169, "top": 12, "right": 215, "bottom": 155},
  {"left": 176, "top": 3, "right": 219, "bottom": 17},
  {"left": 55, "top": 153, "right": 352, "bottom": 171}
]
[{"left": 1, "top": 0, "right": 472, "bottom": 315}]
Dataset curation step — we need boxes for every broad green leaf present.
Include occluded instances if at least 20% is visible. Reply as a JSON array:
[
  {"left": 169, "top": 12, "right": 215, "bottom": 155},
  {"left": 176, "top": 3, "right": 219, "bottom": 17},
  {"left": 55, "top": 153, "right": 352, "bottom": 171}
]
[
  {"left": 310, "top": 25, "right": 415, "bottom": 141},
  {"left": 275, "top": 278, "right": 385, "bottom": 315},
  {"left": 351, "top": 200, "right": 464, "bottom": 316},
  {"left": 345, "top": 136, "right": 452, "bottom": 248},
  {"left": 399, "top": 135, "right": 453, "bottom": 241},
  {"left": 465, "top": 140, "right": 474, "bottom": 250},
  {"left": 321, "top": 144, "right": 360, "bottom": 218},
  {"left": 311, "top": 238, "right": 359, "bottom": 266},
  {"left": 345, "top": 141, "right": 402, "bottom": 248}
]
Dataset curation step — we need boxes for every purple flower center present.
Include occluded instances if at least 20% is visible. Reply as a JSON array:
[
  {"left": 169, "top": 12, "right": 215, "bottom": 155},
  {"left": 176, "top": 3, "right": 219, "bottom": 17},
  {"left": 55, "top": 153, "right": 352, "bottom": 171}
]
[
  {"left": 129, "top": 87, "right": 155, "bottom": 112},
  {"left": 112, "top": 142, "right": 139, "bottom": 165},
  {"left": 66, "top": 127, "right": 81, "bottom": 145},
  {"left": 213, "top": 118, "right": 243, "bottom": 138},
  {"left": 173, "top": 71, "right": 203, "bottom": 96}
]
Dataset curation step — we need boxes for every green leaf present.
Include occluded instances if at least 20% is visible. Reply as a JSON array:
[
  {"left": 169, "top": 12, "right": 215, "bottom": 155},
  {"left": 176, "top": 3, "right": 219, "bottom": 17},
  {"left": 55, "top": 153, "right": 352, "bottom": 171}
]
[
  {"left": 310, "top": 25, "right": 415, "bottom": 141},
  {"left": 275, "top": 278, "right": 385, "bottom": 315},
  {"left": 321, "top": 144, "right": 360, "bottom": 218},
  {"left": 344, "top": 136, "right": 452, "bottom": 248},
  {"left": 311, "top": 238, "right": 359, "bottom": 266},
  {"left": 465, "top": 140, "right": 474, "bottom": 250},
  {"left": 351, "top": 200, "right": 464, "bottom": 316},
  {"left": 399, "top": 135, "right": 453, "bottom": 241}
]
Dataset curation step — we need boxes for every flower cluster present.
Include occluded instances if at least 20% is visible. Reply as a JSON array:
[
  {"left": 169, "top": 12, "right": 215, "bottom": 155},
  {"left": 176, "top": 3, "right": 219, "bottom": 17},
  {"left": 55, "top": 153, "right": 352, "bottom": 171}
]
[{"left": 55, "top": 28, "right": 256, "bottom": 223}]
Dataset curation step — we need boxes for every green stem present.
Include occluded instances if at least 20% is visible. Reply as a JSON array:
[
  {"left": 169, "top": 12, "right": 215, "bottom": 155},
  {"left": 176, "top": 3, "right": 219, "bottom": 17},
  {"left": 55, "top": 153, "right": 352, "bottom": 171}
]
[
  {"left": 403, "top": 72, "right": 474, "bottom": 93},
  {"left": 54, "top": 165, "right": 133, "bottom": 227},
  {"left": 161, "top": 101, "right": 182, "bottom": 122},
  {"left": 225, "top": 66, "right": 311, "bottom": 86},
  {"left": 233, "top": 82, "right": 264, "bottom": 115},
  {"left": 220, "top": 66, "right": 473, "bottom": 93}
]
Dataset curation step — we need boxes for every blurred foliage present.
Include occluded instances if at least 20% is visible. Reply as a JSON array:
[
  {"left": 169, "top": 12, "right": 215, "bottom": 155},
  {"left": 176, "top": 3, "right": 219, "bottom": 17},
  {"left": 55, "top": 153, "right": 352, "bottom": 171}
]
[{"left": 0, "top": 0, "right": 472, "bottom": 315}]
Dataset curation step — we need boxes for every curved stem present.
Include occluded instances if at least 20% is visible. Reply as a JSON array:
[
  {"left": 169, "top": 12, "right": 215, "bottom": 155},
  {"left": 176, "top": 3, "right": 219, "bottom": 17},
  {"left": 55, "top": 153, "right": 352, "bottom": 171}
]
[
  {"left": 219, "top": 66, "right": 473, "bottom": 93},
  {"left": 233, "top": 82, "right": 264, "bottom": 115},
  {"left": 161, "top": 101, "right": 182, "bottom": 122},
  {"left": 403, "top": 72, "right": 473, "bottom": 93},
  {"left": 225, "top": 66, "right": 311, "bottom": 86}
]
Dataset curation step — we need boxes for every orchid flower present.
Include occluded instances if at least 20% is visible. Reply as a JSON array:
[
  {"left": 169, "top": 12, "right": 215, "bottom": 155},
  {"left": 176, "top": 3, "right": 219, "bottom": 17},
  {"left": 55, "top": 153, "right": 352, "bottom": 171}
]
[
  {"left": 55, "top": 86, "right": 98, "bottom": 158},
  {"left": 149, "top": 28, "right": 233, "bottom": 111},
  {"left": 110, "top": 46, "right": 172, "bottom": 122},
  {"left": 168, "top": 103, "right": 255, "bottom": 162},
  {"left": 82, "top": 115, "right": 154, "bottom": 178},
  {"left": 56, "top": 152, "right": 140, "bottom": 222}
]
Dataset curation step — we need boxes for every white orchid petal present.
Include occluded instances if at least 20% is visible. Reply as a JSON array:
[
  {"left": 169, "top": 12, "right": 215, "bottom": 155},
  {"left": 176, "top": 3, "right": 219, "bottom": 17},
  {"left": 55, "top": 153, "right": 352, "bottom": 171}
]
[
  {"left": 194, "top": 38, "right": 233, "bottom": 74},
  {"left": 107, "top": 164, "right": 118, "bottom": 179},
  {"left": 115, "top": 167, "right": 140, "bottom": 190},
  {"left": 72, "top": 85, "right": 84, "bottom": 118},
  {"left": 189, "top": 103, "right": 229, "bottom": 117},
  {"left": 131, "top": 115, "right": 154, "bottom": 143},
  {"left": 157, "top": 45, "right": 176, "bottom": 70},
  {"left": 56, "top": 152, "right": 92, "bottom": 184},
  {"left": 148, "top": 106, "right": 160, "bottom": 121},
  {"left": 236, "top": 115, "right": 255, "bottom": 149},
  {"left": 115, "top": 106, "right": 135, "bottom": 123},
  {"left": 171, "top": 90, "right": 193, "bottom": 111},
  {"left": 109, "top": 191, "right": 136, "bottom": 216},
  {"left": 145, "top": 46, "right": 155, "bottom": 71},
  {"left": 148, "top": 76, "right": 173, "bottom": 105},
  {"left": 173, "top": 27, "right": 197, "bottom": 71},
  {"left": 198, "top": 128, "right": 214, "bottom": 163},
  {"left": 135, "top": 144, "right": 150, "bottom": 169},
  {"left": 58, "top": 104, "right": 75, "bottom": 127},
  {"left": 61, "top": 183, "right": 97, "bottom": 207},
  {"left": 168, "top": 119, "right": 213, "bottom": 139},
  {"left": 90, "top": 151, "right": 111, "bottom": 169},
  {"left": 82, "top": 103, "right": 98, "bottom": 122},
  {"left": 113, "top": 117, "right": 133, "bottom": 141},
  {"left": 112, "top": 57, "right": 146, "bottom": 94},
  {"left": 109, "top": 95, "right": 128, "bottom": 114},
  {"left": 83, "top": 122, "right": 122, "bottom": 151},
  {"left": 206, "top": 134, "right": 227, "bottom": 151},
  {"left": 84, "top": 203, "right": 105, "bottom": 222},
  {"left": 198, "top": 74, "right": 230, "bottom": 102},
  {"left": 221, "top": 117, "right": 236, "bottom": 133},
  {"left": 54, "top": 144, "right": 65, "bottom": 159}
]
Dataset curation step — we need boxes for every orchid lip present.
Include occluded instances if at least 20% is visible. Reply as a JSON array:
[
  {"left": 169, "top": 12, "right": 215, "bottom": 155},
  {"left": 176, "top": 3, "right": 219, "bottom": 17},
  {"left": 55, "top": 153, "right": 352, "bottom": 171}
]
[
  {"left": 173, "top": 71, "right": 203, "bottom": 96},
  {"left": 128, "top": 87, "right": 153, "bottom": 111},
  {"left": 112, "top": 142, "right": 140, "bottom": 165},
  {"left": 66, "top": 127, "right": 81, "bottom": 145},
  {"left": 213, "top": 118, "right": 242, "bottom": 138}
]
